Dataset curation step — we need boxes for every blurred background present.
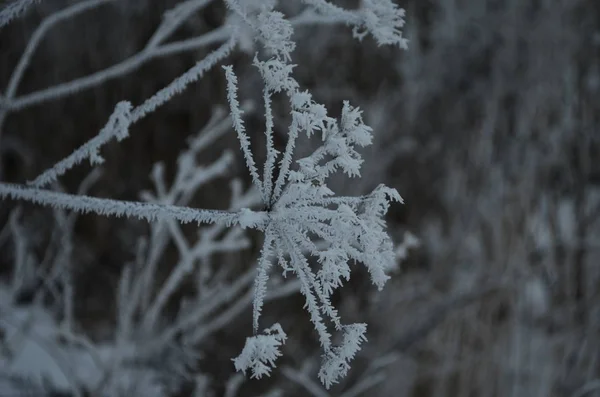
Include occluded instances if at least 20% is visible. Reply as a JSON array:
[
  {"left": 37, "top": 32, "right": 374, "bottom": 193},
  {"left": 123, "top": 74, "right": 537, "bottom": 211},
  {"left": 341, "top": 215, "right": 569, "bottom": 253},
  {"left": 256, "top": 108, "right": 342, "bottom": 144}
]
[{"left": 1, "top": 0, "right": 600, "bottom": 396}]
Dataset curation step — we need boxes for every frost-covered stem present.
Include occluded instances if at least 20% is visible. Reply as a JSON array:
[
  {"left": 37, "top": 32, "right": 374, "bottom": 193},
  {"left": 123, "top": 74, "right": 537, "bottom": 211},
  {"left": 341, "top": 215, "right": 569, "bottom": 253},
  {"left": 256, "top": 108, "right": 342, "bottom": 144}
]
[
  {"left": 0, "top": 182, "right": 268, "bottom": 227},
  {"left": 29, "top": 101, "right": 132, "bottom": 187},
  {"left": 262, "top": 88, "right": 277, "bottom": 203},
  {"left": 131, "top": 38, "right": 236, "bottom": 121},
  {"left": 27, "top": 39, "right": 234, "bottom": 188},
  {"left": 223, "top": 0, "right": 254, "bottom": 28},
  {"left": 277, "top": 227, "right": 332, "bottom": 350},
  {"left": 223, "top": 65, "right": 264, "bottom": 199},
  {"left": 0, "top": 0, "right": 42, "bottom": 28},
  {"left": 290, "top": 8, "right": 349, "bottom": 25},
  {"left": 287, "top": 229, "right": 342, "bottom": 329},
  {"left": 253, "top": 227, "right": 275, "bottom": 333},
  {"left": 271, "top": 120, "right": 299, "bottom": 203},
  {"left": 300, "top": 0, "right": 359, "bottom": 22},
  {"left": 145, "top": 0, "right": 215, "bottom": 49}
]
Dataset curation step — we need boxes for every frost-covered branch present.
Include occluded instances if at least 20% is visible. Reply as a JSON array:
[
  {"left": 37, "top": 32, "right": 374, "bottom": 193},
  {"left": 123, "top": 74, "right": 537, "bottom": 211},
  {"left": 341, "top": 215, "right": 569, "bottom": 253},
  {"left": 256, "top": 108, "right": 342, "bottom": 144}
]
[
  {"left": 0, "top": 0, "right": 42, "bottom": 29},
  {"left": 14, "top": 36, "right": 235, "bottom": 191},
  {"left": 0, "top": 182, "right": 268, "bottom": 228},
  {"left": 29, "top": 101, "right": 132, "bottom": 187},
  {"left": 0, "top": 0, "right": 382, "bottom": 115}
]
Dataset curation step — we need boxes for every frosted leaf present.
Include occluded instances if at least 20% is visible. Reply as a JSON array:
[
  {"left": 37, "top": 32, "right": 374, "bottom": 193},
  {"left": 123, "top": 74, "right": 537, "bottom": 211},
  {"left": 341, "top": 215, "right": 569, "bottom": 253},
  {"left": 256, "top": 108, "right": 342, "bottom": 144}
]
[
  {"left": 318, "top": 323, "right": 367, "bottom": 389},
  {"left": 340, "top": 101, "right": 373, "bottom": 147},
  {"left": 256, "top": 10, "right": 295, "bottom": 61},
  {"left": 253, "top": 57, "right": 298, "bottom": 94},
  {"left": 233, "top": 324, "right": 287, "bottom": 379},
  {"left": 355, "top": 0, "right": 409, "bottom": 48},
  {"left": 317, "top": 249, "right": 350, "bottom": 297},
  {"left": 290, "top": 90, "right": 312, "bottom": 109}
]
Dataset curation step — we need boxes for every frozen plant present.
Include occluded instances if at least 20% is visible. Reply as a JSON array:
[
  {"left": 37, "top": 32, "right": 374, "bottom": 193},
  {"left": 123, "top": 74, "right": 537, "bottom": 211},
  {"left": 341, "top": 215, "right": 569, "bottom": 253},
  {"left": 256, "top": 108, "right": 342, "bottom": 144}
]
[
  {"left": 222, "top": 1, "right": 406, "bottom": 386},
  {"left": 0, "top": 0, "right": 408, "bottom": 388},
  {"left": 0, "top": 108, "right": 301, "bottom": 397},
  {"left": 233, "top": 323, "right": 287, "bottom": 379}
]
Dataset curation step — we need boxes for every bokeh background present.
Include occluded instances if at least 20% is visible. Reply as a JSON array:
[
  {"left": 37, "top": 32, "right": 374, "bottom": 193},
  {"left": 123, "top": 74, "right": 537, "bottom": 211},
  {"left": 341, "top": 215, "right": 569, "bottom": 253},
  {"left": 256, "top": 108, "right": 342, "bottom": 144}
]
[{"left": 1, "top": 0, "right": 600, "bottom": 396}]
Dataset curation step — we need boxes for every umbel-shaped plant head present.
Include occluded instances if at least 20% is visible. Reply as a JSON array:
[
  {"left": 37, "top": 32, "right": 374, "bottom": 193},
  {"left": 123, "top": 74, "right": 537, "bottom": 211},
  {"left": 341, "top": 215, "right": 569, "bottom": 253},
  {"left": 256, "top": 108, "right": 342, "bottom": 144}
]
[{"left": 223, "top": 0, "right": 406, "bottom": 387}]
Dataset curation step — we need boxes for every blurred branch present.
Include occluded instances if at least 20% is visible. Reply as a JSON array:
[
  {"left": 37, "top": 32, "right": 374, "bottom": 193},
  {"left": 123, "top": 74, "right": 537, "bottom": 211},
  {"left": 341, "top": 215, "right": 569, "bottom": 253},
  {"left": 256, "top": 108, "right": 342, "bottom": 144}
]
[
  {"left": 391, "top": 281, "right": 503, "bottom": 351},
  {"left": 282, "top": 366, "right": 329, "bottom": 397},
  {"left": 2, "top": 5, "right": 355, "bottom": 114},
  {"left": 0, "top": 0, "right": 117, "bottom": 145},
  {"left": 571, "top": 379, "right": 600, "bottom": 397}
]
